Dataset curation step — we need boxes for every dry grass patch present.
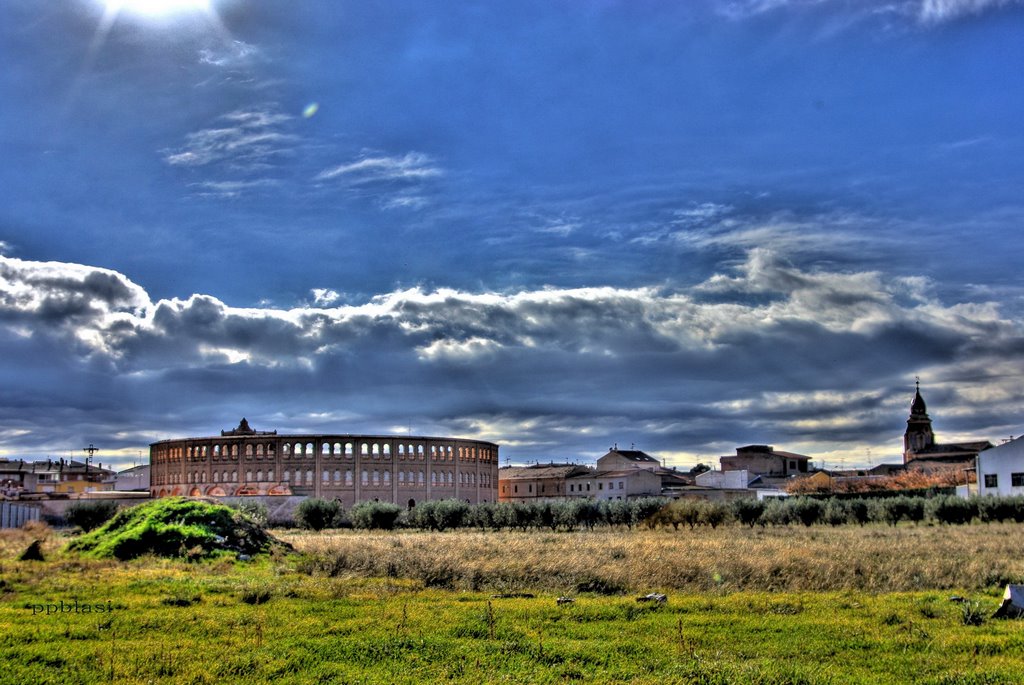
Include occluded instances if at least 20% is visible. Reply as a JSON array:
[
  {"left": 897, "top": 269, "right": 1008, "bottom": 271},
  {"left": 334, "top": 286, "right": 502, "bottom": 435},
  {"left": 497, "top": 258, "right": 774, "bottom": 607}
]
[{"left": 284, "top": 524, "right": 1024, "bottom": 593}]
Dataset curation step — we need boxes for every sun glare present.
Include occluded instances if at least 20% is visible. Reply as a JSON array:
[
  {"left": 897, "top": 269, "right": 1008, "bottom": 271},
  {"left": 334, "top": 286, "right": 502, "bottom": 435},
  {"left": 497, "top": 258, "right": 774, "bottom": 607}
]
[{"left": 104, "top": 0, "right": 212, "bottom": 18}]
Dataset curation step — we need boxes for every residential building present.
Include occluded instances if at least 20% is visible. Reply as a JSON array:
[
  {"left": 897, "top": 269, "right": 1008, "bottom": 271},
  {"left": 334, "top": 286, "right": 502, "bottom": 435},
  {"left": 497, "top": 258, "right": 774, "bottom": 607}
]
[
  {"left": 498, "top": 464, "right": 590, "bottom": 502},
  {"left": 976, "top": 436, "right": 1024, "bottom": 497},
  {"left": 720, "top": 445, "right": 810, "bottom": 477}
]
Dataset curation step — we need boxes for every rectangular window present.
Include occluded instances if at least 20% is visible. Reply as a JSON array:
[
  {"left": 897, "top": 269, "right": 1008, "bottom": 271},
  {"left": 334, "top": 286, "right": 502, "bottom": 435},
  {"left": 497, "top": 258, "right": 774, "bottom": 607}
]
[
  {"left": 985, "top": 474, "right": 999, "bottom": 488},
  {"left": 598, "top": 483, "right": 603, "bottom": 490},
  {"left": 1012, "top": 473, "right": 1024, "bottom": 487}
]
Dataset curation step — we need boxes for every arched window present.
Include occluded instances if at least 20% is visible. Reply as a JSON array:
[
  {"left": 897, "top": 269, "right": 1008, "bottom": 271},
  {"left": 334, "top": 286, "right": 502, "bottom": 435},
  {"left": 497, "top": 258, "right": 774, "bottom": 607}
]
[
  {"left": 372, "top": 470, "right": 380, "bottom": 485},
  {"left": 283, "top": 443, "right": 291, "bottom": 456},
  {"left": 383, "top": 470, "right": 390, "bottom": 484},
  {"left": 431, "top": 471, "right": 437, "bottom": 485},
  {"left": 305, "top": 443, "right": 314, "bottom": 456},
  {"left": 245, "top": 470, "right": 252, "bottom": 481},
  {"left": 213, "top": 471, "right": 219, "bottom": 483},
  {"left": 283, "top": 470, "right": 290, "bottom": 482},
  {"left": 231, "top": 470, "right": 237, "bottom": 482},
  {"left": 383, "top": 444, "right": 391, "bottom": 456},
  {"left": 322, "top": 470, "right": 329, "bottom": 483},
  {"left": 398, "top": 444, "right": 405, "bottom": 456},
  {"left": 361, "top": 443, "right": 369, "bottom": 456},
  {"left": 257, "top": 470, "right": 263, "bottom": 481},
  {"left": 305, "top": 469, "right": 313, "bottom": 484},
  {"left": 322, "top": 443, "right": 331, "bottom": 456},
  {"left": 398, "top": 471, "right": 405, "bottom": 484},
  {"left": 345, "top": 443, "right": 353, "bottom": 456},
  {"left": 267, "top": 469, "right": 274, "bottom": 480},
  {"left": 256, "top": 444, "right": 264, "bottom": 456},
  {"left": 345, "top": 470, "right": 353, "bottom": 486},
  {"left": 418, "top": 470, "right": 424, "bottom": 484},
  {"left": 268, "top": 443, "right": 276, "bottom": 456},
  {"left": 333, "top": 442, "right": 342, "bottom": 456},
  {"left": 361, "top": 470, "right": 368, "bottom": 485},
  {"left": 418, "top": 445, "right": 424, "bottom": 457},
  {"left": 333, "top": 469, "right": 340, "bottom": 483},
  {"left": 294, "top": 469, "right": 301, "bottom": 484},
  {"left": 246, "top": 444, "right": 253, "bottom": 456},
  {"left": 372, "top": 443, "right": 380, "bottom": 456}
]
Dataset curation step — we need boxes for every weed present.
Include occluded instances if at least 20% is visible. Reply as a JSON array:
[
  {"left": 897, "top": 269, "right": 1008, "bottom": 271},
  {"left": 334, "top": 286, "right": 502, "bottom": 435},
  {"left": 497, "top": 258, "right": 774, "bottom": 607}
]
[{"left": 960, "top": 601, "right": 985, "bottom": 626}]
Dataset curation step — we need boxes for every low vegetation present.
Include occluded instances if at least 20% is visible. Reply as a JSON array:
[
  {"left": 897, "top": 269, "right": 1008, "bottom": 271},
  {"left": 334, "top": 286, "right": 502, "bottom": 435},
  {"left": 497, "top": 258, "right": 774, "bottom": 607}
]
[
  {"left": 65, "top": 497, "right": 279, "bottom": 560},
  {"left": 3, "top": 516, "right": 1024, "bottom": 683},
  {"left": 289, "top": 523, "right": 1024, "bottom": 594}
]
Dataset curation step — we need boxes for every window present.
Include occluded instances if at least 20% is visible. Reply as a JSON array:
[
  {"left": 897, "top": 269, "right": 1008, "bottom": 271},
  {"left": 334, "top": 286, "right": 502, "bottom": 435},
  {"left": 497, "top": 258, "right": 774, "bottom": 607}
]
[
  {"left": 598, "top": 483, "right": 603, "bottom": 490},
  {"left": 985, "top": 474, "right": 999, "bottom": 488},
  {"left": 1012, "top": 473, "right": 1024, "bottom": 487}
]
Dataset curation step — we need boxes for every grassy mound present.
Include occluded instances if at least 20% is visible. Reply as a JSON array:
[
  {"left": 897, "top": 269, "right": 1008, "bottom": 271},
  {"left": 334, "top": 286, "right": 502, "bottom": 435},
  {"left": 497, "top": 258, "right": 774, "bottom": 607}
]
[{"left": 66, "top": 497, "right": 278, "bottom": 560}]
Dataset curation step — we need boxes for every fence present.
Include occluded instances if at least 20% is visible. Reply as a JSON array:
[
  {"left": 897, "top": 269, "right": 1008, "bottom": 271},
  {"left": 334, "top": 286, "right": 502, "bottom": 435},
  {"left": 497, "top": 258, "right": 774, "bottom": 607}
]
[{"left": 0, "top": 501, "right": 41, "bottom": 529}]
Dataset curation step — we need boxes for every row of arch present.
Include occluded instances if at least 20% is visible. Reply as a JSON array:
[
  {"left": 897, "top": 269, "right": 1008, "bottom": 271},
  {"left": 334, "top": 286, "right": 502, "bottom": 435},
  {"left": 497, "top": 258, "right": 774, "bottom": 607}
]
[
  {"left": 158, "top": 441, "right": 494, "bottom": 463},
  {"left": 152, "top": 468, "right": 493, "bottom": 488}
]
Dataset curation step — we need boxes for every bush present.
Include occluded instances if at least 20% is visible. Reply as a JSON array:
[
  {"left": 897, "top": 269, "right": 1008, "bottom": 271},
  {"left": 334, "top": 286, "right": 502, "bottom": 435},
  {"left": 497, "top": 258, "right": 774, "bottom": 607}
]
[
  {"left": 65, "top": 501, "right": 119, "bottom": 532},
  {"left": 229, "top": 500, "right": 269, "bottom": 527},
  {"left": 790, "top": 498, "right": 825, "bottom": 527},
  {"left": 350, "top": 501, "right": 402, "bottom": 530},
  {"left": 928, "top": 496, "right": 975, "bottom": 525},
  {"left": 408, "top": 499, "right": 470, "bottom": 531},
  {"left": 66, "top": 498, "right": 277, "bottom": 560},
  {"left": 731, "top": 498, "right": 766, "bottom": 528},
  {"left": 294, "top": 498, "right": 342, "bottom": 531}
]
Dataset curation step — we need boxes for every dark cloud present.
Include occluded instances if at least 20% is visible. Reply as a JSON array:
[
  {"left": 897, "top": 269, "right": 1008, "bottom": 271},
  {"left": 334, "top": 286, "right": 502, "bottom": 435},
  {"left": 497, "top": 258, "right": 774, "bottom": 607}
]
[{"left": 1, "top": 251, "right": 1022, "bottom": 466}]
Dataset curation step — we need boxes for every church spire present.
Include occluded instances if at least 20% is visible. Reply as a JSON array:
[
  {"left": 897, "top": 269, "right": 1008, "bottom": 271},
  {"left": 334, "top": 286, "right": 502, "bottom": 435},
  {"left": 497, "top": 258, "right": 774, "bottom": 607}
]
[{"left": 904, "top": 379, "right": 934, "bottom": 463}]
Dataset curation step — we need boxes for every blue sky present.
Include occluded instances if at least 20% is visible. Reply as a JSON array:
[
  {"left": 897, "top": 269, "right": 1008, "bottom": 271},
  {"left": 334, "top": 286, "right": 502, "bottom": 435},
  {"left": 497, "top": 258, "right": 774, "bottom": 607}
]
[{"left": 1, "top": 0, "right": 1022, "bottom": 470}]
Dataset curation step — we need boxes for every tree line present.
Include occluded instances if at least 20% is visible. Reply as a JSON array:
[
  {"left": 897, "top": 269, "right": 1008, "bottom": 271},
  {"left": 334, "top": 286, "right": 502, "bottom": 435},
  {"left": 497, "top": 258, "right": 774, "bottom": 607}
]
[{"left": 286, "top": 493, "right": 1024, "bottom": 532}]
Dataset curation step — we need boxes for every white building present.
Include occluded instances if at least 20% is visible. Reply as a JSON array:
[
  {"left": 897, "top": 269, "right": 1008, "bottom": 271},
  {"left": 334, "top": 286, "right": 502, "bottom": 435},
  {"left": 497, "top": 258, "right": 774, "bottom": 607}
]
[
  {"left": 694, "top": 469, "right": 752, "bottom": 490},
  {"left": 976, "top": 436, "right": 1024, "bottom": 497}
]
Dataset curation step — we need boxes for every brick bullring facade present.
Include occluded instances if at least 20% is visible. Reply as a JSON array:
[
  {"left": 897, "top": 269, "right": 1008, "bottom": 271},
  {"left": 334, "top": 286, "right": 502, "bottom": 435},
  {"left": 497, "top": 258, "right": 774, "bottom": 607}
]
[{"left": 150, "top": 419, "right": 499, "bottom": 507}]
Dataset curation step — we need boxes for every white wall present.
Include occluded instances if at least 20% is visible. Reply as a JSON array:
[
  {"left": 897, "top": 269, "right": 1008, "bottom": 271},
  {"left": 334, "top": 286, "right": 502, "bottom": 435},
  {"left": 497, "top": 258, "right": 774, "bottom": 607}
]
[
  {"left": 977, "top": 437, "right": 1024, "bottom": 497},
  {"left": 695, "top": 469, "right": 750, "bottom": 490}
]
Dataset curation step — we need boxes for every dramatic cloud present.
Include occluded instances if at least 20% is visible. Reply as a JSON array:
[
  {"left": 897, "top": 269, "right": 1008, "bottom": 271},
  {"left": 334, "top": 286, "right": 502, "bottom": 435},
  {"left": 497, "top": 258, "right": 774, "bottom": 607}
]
[{"left": 2, "top": 253, "right": 1022, "bottom": 466}]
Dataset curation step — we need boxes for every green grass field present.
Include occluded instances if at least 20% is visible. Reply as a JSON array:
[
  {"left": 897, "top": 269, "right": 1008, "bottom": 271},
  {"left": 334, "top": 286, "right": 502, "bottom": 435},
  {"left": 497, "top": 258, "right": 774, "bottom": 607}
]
[{"left": 2, "top": 523, "right": 1023, "bottom": 684}]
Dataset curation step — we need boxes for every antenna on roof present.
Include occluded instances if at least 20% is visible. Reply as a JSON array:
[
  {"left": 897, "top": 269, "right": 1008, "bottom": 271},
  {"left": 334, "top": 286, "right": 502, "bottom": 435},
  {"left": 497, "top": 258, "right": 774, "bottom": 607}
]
[{"left": 82, "top": 444, "right": 99, "bottom": 473}]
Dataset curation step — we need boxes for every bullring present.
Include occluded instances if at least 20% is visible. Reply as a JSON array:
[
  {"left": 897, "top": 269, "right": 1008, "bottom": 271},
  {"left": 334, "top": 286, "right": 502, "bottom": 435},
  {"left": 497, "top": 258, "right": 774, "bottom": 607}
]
[{"left": 149, "top": 419, "right": 499, "bottom": 506}]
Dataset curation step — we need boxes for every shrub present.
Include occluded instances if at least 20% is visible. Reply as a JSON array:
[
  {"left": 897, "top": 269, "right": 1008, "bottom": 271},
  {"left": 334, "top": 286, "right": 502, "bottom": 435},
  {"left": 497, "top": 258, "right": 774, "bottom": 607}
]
[
  {"left": 822, "top": 499, "right": 850, "bottom": 526},
  {"left": 66, "top": 498, "right": 276, "bottom": 560},
  {"left": 760, "top": 498, "right": 795, "bottom": 526},
  {"left": 928, "top": 496, "right": 975, "bottom": 526},
  {"left": 846, "top": 498, "right": 872, "bottom": 526},
  {"left": 350, "top": 501, "right": 402, "bottom": 530},
  {"left": 229, "top": 500, "right": 269, "bottom": 527},
  {"left": 731, "top": 498, "right": 766, "bottom": 528},
  {"left": 294, "top": 498, "right": 342, "bottom": 531},
  {"left": 65, "top": 501, "right": 119, "bottom": 532},
  {"left": 790, "top": 497, "right": 825, "bottom": 527},
  {"left": 408, "top": 499, "right": 470, "bottom": 531}
]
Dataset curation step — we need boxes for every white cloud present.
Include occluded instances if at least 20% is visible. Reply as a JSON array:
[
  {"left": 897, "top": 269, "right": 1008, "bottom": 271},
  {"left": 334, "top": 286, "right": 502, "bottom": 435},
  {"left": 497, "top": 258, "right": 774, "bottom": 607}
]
[
  {"left": 316, "top": 152, "right": 442, "bottom": 183},
  {"left": 310, "top": 288, "right": 340, "bottom": 306},
  {"left": 919, "top": 0, "right": 1023, "bottom": 22},
  {"left": 163, "top": 107, "right": 296, "bottom": 169},
  {"left": 199, "top": 40, "right": 261, "bottom": 68}
]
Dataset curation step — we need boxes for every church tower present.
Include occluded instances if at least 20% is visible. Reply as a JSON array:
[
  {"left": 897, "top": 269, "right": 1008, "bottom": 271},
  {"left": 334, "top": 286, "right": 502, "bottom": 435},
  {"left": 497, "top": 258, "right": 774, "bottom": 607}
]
[{"left": 903, "top": 381, "right": 935, "bottom": 463}]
